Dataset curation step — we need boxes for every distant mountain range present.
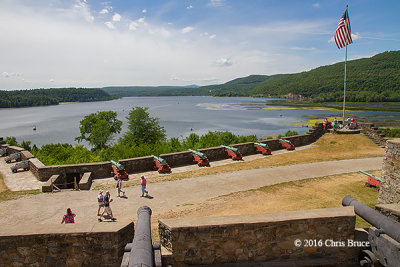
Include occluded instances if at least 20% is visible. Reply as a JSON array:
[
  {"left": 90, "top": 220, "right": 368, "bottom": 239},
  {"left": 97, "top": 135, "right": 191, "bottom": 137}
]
[
  {"left": 102, "top": 50, "right": 400, "bottom": 102},
  {"left": 2, "top": 50, "right": 399, "bottom": 108}
]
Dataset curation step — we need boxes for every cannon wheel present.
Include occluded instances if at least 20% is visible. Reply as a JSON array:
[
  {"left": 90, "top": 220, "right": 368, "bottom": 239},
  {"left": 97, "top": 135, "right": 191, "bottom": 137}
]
[
  {"left": 12, "top": 169, "right": 17, "bottom": 173},
  {"left": 359, "top": 249, "right": 377, "bottom": 267},
  {"left": 6, "top": 160, "right": 10, "bottom": 164},
  {"left": 365, "top": 182, "right": 371, "bottom": 187},
  {"left": 24, "top": 167, "right": 29, "bottom": 171}
]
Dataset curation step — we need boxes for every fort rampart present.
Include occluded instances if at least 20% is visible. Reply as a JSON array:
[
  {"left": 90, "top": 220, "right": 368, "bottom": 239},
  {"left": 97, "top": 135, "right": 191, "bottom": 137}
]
[
  {"left": 0, "top": 221, "right": 134, "bottom": 266},
  {"left": 0, "top": 123, "right": 325, "bottom": 184},
  {"left": 158, "top": 207, "right": 358, "bottom": 266}
]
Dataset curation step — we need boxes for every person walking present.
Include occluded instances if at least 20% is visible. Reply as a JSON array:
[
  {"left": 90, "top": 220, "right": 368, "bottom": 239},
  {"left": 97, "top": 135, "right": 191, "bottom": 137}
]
[
  {"left": 97, "top": 190, "right": 104, "bottom": 221},
  {"left": 117, "top": 175, "right": 126, "bottom": 198},
  {"left": 140, "top": 176, "right": 148, "bottom": 197},
  {"left": 61, "top": 208, "right": 76, "bottom": 224},
  {"left": 101, "top": 191, "right": 116, "bottom": 221}
]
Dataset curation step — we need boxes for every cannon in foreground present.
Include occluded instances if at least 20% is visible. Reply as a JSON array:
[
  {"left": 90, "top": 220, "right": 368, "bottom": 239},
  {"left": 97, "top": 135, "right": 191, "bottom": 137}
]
[
  {"left": 189, "top": 149, "right": 209, "bottom": 167},
  {"left": 5, "top": 152, "right": 22, "bottom": 163},
  {"left": 11, "top": 160, "right": 30, "bottom": 173},
  {"left": 342, "top": 195, "right": 400, "bottom": 266},
  {"left": 121, "top": 206, "right": 161, "bottom": 267},
  {"left": 254, "top": 142, "right": 271, "bottom": 155},
  {"left": 220, "top": 145, "right": 242, "bottom": 160},
  {"left": 111, "top": 160, "right": 129, "bottom": 180},
  {"left": 360, "top": 170, "right": 381, "bottom": 191},
  {"left": 0, "top": 148, "right": 7, "bottom": 157},
  {"left": 152, "top": 155, "right": 171, "bottom": 173},
  {"left": 279, "top": 139, "right": 295, "bottom": 150}
]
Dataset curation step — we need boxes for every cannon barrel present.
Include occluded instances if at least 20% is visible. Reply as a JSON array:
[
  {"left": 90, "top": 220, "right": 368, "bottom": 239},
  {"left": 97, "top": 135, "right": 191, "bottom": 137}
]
[
  {"left": 342, "top": 195, "right": 400, "bottom": 243},
  {"left": 279, "top": 139, "right": 292, "bottom": 144},
  {"left": 152, "top": 155, "right": 167, "bottom": 165},
  {"left": 128, "top": 206, "right": 154, "bottom": 267},
  {"left": 220, "top": 145, "right": 240, "bottom": 153},
  {"left": 359, "top": 170, "right": 381, "bottom": 182},
  {"left": 111, "top": 160, "right": 125, "bottom": 171},
  {"left": 254, "top": 142, "right": 268, "bottom": 148},
  {"left": 188, "top": 149, "right": 207, "bottom": 159}
]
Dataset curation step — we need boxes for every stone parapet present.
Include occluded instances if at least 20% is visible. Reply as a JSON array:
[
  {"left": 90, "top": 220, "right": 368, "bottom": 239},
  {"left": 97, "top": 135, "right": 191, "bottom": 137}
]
[
  {"left": 375, "top": 203, "right": 400, "bottom": 223},
  {"left": 0, "top": 221, "right": 134, "bottom": 266},
  {"left": 7, "top": 123, "right": 327, "bottom": 182},
  {"left": 79, "top": 172, "right": 93, "bottom": 190},
  {"left": 159, "top": 207, "right": 357, "bottom": 266},
  {"left": 378, "top": 139, "right": 400, "bottom": 204}
]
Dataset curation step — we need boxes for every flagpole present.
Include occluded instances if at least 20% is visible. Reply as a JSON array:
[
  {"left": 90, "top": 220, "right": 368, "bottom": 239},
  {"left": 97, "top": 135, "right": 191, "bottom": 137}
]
[{"left": 342, "top": 44, "right": 347, "bottom": 127}]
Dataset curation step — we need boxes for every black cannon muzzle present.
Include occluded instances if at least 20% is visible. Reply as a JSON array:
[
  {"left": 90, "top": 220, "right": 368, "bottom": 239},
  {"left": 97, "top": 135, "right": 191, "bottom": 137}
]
[{"left": 342, "top": 195, "right": 400, "bottom": 243}]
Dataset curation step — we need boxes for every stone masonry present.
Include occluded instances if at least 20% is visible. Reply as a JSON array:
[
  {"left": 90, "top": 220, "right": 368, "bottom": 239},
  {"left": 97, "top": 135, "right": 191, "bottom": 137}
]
[
  {"left": 159, "top": 207, "right": 358, "bottom": 266},
  {"left": 0, "top": 221, "right": 134, "bottom": 267},
  {"left": 378, "top": 138, "right": 400, "bottom": 204}
]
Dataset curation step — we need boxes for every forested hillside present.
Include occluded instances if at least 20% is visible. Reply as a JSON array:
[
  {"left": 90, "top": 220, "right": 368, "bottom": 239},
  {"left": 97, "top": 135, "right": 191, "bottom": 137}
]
[
  {"left": 253, "top": 51, "right": 400, "bottom": 102},
  {"left": 0, "top": 88, "right": 118, "bottom": 108},
  {"left": 103, "top": 51, "right": 400, "bottom": 102}
]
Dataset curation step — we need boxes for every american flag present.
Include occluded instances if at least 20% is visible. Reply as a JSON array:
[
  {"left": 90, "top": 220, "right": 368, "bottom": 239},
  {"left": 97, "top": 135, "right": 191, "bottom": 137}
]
[{"left": 334, "top": 8, "right": 353, "bottom": 49}]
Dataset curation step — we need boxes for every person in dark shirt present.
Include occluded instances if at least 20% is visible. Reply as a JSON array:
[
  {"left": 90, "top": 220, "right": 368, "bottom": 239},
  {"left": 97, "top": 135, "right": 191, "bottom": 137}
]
[{"left": 101, "top": 191, "right": 116, "bottom": 221}]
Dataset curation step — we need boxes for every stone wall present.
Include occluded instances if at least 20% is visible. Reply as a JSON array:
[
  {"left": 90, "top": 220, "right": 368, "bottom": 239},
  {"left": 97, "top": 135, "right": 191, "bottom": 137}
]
[
  {"left": 378, "top": 138, "right": 400, "bottom": 204},
  {"left": 0, "top": 122, "right": 326, "bottom": 182},
  {"left": 159, "top": 207, "right": 357, "bottom": 266},
  {"left": 0, "top": 221, "right": 134, "bottom": 266},
  {"left": 358, "top": 122, "right": 389, "bottom": 147},
  {"left": 375, "top": 203, "right": 400, "bottom": 223}
]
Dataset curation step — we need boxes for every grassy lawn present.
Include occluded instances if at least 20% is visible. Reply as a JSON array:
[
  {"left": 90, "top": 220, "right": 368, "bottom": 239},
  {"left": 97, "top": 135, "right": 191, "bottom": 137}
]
[
  {"left": 154, "top": 170, "right": 381, "bottom": 233},
  {"left": 123, "top": 133, "right": 384, "bottom": 187}
]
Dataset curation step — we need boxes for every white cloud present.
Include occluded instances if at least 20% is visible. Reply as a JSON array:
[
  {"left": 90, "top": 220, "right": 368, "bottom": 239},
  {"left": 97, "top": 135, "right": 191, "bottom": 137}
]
[
  {"left": 290, "top": 47, "right": 316, "bottom": 51},
  {"left": 129, "top": 17, "right": 146, "bottom": 31},
  {"left": 142, "top": 9, "right": 147, "bottom": 13},
  {"left": 209, "top": 34, "right": 216, "bottom": 39},
  {"left": 104, "top": 21, "right": 114, "bottom": 29},
  {"left": 209, "top": 0, "right": 225, "bottom": 7},
  {"left": 100, "top": 8, "right": 108, "bottom": 14},
  {"left": 49, "top": 78, "right": 55, "bottom": 82},
  {"left": 187, "top": 5, "right": 193, "bottom": 10},
  {"left": 73, "top": 0, "right": 94, "bottom": 23},
  {"left": 312, "top": 3, "right": 320, "bottom": 8},
  {"left": 2, "top": 72, "right": 10, "bottom": 78},
  {"left": 215, "top": 57, "right": 233, "bottom": 67},
  {"left": 181, "top": 26, "right": 194, "bottom": 34},
  {"left": 112, "top": 13, "right": 121, "bottom": 22},
  {"left": 351, "top": 32, "right": 361, "bottom": 41}
]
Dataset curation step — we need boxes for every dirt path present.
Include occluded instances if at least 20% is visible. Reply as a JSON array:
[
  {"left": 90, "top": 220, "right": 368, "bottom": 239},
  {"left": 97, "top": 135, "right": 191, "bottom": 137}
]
[{"left": 0, "top": 157, "right": 382, "bottom": 226}]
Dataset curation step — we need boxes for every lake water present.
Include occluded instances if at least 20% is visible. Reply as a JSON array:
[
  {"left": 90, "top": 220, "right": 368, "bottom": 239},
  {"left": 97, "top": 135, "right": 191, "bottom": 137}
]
[{"left": 0, "top": 96, "right": 398, "bottom": 147}]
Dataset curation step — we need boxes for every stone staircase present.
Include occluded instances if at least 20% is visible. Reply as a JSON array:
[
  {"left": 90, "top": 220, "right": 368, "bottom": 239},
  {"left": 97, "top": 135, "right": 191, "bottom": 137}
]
[{"left": 359, "top": 124, "right": 388, "bottom": 148}]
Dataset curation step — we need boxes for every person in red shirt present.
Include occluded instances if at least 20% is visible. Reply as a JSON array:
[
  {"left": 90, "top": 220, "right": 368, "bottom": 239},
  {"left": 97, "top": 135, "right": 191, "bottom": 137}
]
[
  {"left": 61, "top": 208, "right": 76, "bottom": 224},
  {"left": 141, "top": 176, "right": 149, "bottom": 197}
]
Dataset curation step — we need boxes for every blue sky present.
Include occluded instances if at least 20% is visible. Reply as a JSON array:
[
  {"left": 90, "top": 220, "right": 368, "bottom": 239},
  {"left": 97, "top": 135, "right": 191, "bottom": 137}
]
[{"left": 1, "top": 0, "right": 399, "bottom": 90}]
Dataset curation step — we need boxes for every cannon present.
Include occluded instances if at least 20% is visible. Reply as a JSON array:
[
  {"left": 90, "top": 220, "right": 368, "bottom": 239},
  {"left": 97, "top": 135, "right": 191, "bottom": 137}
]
[
  {"left": 342, "top": 195, "right": 400, "bottom": 266},
  {"left": 220, "top": 145, "right": 242, "bottom": 160},
  {"left": 0, "top": 148, "right": 7, "bottom": 157},
  {"left": 254, "top": 142, "right": 271, "bottom": 155},
  {"left": 5, "top": 152, "right": 22, "bottom": 163},
  {"left": 360, "top": 170, "right": 381, "bottom": 191},
  {"left": 279, "top": 139, "right": 295, "bottom": 150},
  {"left": 111, "top": 160, "right": 129, "bottom": 180},
  {"left": 121, "top": 206, "right": 161, "bottom": 267},
  {"left": 152, "top": 155, "right": 171, "bottom": 173},
  {"left": 189, "top": 149, "right": 209, "bottom": 167},
  {"left": 10, "top": 160, "right": 30, "bottom": 173}
]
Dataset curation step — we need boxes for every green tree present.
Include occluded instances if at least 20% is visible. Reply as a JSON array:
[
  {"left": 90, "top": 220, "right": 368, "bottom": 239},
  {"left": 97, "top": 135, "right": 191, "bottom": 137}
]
[
  {"left": 122, "top": 107, "right": 166, "bottom": 145},
  {"left": 75, "top": 111, "right": 122, "bottom": 150}
]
